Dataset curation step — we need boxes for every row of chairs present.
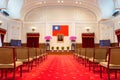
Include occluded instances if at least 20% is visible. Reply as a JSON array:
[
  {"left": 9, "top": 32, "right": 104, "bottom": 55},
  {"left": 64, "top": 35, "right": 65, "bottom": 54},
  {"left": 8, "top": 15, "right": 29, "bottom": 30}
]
[
  {"left": 0, "top": 47, "right": 47, "bottom": 79},
  {"left": 74, "top": 47, "right": 120, "bottom": 80}
]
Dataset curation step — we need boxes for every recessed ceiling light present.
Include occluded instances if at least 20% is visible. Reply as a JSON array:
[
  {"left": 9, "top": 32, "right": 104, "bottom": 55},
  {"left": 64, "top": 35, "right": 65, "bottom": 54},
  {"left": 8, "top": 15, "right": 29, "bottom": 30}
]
[
  {"left": 38, "top": 2, "right": 42, "bottom": 4},
  {"left": 43, "top": 1, "right": 46, "bottom": 4},
  {"left": 61, "top": 0, "right": 64, "bottom": 3},
  {"left": 75, "top": 1, "right": 78, "bottom": 4},
  {"left": 79, "top": 2, "right": 82, "bottom": 4},
  {"left": 58, "top": 0, "right": 60, "bottom": 3}
]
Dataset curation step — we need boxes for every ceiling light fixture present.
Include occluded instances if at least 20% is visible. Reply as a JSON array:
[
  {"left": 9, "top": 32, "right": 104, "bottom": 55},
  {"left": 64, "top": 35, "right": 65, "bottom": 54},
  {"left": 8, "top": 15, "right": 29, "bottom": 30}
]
[
  {"left": 58, "top": 0, "right": 64, "bottom": 3},
  {"left": 79, "top": 2, "right": 82, "bottom": 4},
  {"left": 38, "top": 2, "right": 42, "bottom": 4},
  {"left": 75, "top": 1, "right": 82, "bottom": 4},
  {"left": 75, "top": 1, "right": 78, "bottom": 4},
  {"left": 43, "top": 1, "right": 46, "bottom": 4},
  {"left": 58, "top": 0, "right": 60, "bottom": 3},
  {"left": 61, "top": 1, "right": 64, "bottom": 3}
]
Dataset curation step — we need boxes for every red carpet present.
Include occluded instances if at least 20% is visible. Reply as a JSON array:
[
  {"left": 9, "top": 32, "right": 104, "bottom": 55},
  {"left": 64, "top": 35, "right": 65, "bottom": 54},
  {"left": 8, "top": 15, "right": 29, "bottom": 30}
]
[{"left": 2, "top": 55, "right": 120, "bottom": 80}]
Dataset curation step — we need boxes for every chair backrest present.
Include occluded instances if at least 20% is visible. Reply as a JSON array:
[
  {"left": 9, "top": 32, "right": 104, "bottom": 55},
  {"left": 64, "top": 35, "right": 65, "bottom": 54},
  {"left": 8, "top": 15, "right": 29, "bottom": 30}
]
[
  {"left": 80, "top": 48, "right": 85, "bottom": 56},
  {"left": 29, "top": 48, "right": 36, "bottom": 58},
  {"left": 36, "top": 48, "right": 40, "bottom": 56},
  {"left": 85, "top": 48, "right": 94, "bottom": 58},
  {"left": 0, "top": 47, "right": 14, "bottom": 64},
  {"left": 16, "top": 47, "right": 29, "bottom": 59},
  {"left": 109, "top": 48, "right": 120, "bottom": 65},
  {"left": 77, "top": 48, "right": 81, "bottom": 55},
  {"left": 94, "top": 48, "right": 108, "bottom": 59}
]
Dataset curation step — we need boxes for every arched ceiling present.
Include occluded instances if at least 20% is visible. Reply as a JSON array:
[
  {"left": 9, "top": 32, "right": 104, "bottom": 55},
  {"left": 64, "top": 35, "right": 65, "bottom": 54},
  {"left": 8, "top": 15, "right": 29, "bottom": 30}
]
[
  {"left": 1, "top": 0, "right": 116, "bottom": 20},
  {"left": 21, "top": 0, "right": 101, "bottom": 21}
]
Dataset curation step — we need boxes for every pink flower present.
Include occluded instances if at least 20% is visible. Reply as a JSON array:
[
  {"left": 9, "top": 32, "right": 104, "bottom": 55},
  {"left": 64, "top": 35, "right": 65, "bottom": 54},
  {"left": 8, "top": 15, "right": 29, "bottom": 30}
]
[
  {"left": 44, "top": 36, "right": 52, "bottom": 40},
  {"left": 70, "top": 36, "right": 76, "bottom": 40}
]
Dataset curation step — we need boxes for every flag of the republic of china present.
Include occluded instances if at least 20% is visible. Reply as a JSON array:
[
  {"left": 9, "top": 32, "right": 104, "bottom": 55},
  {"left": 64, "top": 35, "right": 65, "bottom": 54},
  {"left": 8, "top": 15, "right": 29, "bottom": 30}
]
[{"left": 52, "top": 25, "right": 69, "bottom": 36}]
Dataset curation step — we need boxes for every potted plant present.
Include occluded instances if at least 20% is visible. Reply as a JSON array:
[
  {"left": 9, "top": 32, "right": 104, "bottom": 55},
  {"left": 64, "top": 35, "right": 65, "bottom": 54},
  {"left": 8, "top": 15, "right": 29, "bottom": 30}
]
[
  {"left": 44, "top": 36, "right": 52, "bottom": 51},
  {"left": 61, "top": 46, "right": 64, "bottom": 52},
  {"left": 70, "top": 36, "right": 77, "bottom": 42},
  {"left": 67, "top": 46, "right": 69, "bottom": 52},
  {"left": 51, "top": 46, "right": 54, "bottom": 52},
  {"left": 70, "top": 36, "right": 76, "bottom": 51},
  {"left": 56, "top": 47, "right": 59, "bottom": 52},
  {"left": 44, "top": 36, "right": 52, "bottom": 42}
]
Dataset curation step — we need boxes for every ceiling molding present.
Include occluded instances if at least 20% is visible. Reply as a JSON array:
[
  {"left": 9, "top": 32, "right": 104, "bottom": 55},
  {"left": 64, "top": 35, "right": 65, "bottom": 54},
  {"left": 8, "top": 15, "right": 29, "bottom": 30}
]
[{"left": 21, "top": 0, "right": 101, "bottom": 21}]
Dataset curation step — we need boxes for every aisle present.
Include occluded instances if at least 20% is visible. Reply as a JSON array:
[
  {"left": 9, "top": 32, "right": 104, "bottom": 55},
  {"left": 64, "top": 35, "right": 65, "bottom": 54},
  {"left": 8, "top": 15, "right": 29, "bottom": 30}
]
[
  {"left": 22, "top": 55, "right": 102, "bottom": 80},
  {"left": 3, "top": 55, "right": 119, "bottom": 80}
]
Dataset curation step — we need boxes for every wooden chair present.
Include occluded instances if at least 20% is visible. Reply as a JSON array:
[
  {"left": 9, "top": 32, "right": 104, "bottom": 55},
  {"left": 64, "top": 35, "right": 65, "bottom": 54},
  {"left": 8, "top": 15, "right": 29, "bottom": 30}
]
[
  {"left": 15, "top": 47, "right": 33, "bottom": 71},
  {"left": 36, "top": 48, "right": 41, "bottom": 63},
  {"left": 76, "top": 48, "right": 81, "bottom": 60},
  {"left": 85, "top": 48, "right": 94, "bottom": 67},
  {"left": 0, "top": 47, "right": 23, "bottom": 79},
  {"left": 99, "top": 48, "right": 120, "bottom": 80},
  {"left": 40, "top": 48, "right": 47, "bottom": 60},
  {"left": 79, "top": 48, "right": 86, "bottom": 64},
  {"left": 29, "top": 48, "right": 37, "bottom": 65},
  {"left": 89, "top": 47, "right": 108, "bottom": 71},
  {"left": 74, "top": 48, "right": 80, "bottom": 60}
]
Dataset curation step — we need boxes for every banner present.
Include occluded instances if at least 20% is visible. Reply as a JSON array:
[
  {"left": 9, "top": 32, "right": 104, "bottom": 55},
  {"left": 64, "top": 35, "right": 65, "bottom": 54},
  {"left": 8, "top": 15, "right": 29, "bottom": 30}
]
[{"left": 52, "top": 25, "right": 68, "bottom": 36}]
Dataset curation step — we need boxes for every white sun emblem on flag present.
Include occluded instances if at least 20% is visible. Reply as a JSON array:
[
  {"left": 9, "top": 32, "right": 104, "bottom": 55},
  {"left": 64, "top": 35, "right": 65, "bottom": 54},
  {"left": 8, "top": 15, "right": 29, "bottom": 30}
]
[{"left": 55, "top": 26, "right": 59, "bottom": 30}]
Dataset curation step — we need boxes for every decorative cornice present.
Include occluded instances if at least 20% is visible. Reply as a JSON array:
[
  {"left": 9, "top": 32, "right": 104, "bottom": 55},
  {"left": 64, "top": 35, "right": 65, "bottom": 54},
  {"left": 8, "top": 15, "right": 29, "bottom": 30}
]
[
  {"left": 27, "top": 33, "right": 40, "bottom": 37},
  {"left": 0, "top": 28, "right": 6, "bottom": 34},
  {"left": 82, "top": 33, "right": 94, "bottom": 38}
]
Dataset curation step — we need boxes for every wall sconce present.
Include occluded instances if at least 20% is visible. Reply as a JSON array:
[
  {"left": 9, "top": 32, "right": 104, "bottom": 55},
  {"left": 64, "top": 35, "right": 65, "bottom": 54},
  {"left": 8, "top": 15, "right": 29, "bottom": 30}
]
[
  {"left": 118, "top": 21, "right": 120, "bottom": 25},
  {"left": 0, "top": 21, "right": 2, "bottom": 26},
  {"left": 32, "top": 27, "right": 36, "bottom": 32},
  {"left": 85, "top": 27, "right": 90, "bottom": 32}
]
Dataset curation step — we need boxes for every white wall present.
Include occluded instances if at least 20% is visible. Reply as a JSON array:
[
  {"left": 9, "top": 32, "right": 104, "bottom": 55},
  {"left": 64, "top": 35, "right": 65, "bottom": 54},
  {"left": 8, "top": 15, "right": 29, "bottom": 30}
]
[
  {"left": 22, "top": 23, "right": 46, "bottom": 43},
  {"left": 113, "top": 15, "right": 120, "bottom": 43},
  {"left": 75, "top": 23, "right": 98, "bottom": 43},
  {"left": 23, "top": 5, "right": 97, "bottom": 49},
  {"left": 99, "top": 20, "right": 114, "bottom": 43},
  {"left": 1, "top": 5, "right": 120, "bottom": 47},
  {"left": 98, "top": 15, "right": 120, "bottom": 43},
  {"left": 7, "top": 20, "right": 22, "bottom": 42},
  {"left": 0, "top": 14, "right": 22, "bottom": 43}
]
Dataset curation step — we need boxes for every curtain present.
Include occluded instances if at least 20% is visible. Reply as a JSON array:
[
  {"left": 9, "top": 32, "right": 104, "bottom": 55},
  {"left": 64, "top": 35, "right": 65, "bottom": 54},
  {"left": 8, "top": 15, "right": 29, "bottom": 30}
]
[
  {"left": 27, "top": 33, "right": 40, "bottom": 48},
  {"left": 82, "top": 33, "right": 95, "bottom": 48},
  {"left": 1, "top": 34, "right": 4, "bottom": 45},
  {"left": 116, "top": 35, "right": 120, "bottom": 46},
  {"left": 0, "top": 28, "right": 6, "bottom": 46},
  {"left": 115, "top": 29, "right": 120, "bottom": 46}
]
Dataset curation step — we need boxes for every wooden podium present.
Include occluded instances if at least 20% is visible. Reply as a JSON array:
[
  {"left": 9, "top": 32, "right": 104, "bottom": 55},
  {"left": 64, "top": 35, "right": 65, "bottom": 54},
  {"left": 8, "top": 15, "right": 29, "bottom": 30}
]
[
  {"left": 27, "top": 33, "right": 40, "bottom": 48},
  {"left": 82, "top": 33, "right": 95, "bottom": 48}
]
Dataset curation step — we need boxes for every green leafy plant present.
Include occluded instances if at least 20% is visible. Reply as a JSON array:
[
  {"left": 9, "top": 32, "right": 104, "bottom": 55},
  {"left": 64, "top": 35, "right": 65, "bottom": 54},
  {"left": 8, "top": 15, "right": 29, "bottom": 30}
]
[
  {"left": 67, "top": 46, "right": 69, "bottom": 50},
  {"left": 56, "top": 47, "right": 59, "bottom": 50},
  {"left": 51, "top": 46, "right": 54, "bottom": 50},
  {"left": 61, "top": 47, "right": 64, "bottom": 50}
]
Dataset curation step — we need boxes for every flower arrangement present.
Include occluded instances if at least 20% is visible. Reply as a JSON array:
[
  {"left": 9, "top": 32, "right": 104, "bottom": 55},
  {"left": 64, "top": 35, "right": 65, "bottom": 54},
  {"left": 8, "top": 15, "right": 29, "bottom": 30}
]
[
  {"left": 70, "top": 36, "right": 77, "bottom": 41},
  {"left": 44, "top": 36, "right": 52, "bottom": 40}
]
